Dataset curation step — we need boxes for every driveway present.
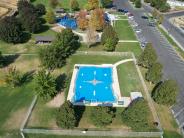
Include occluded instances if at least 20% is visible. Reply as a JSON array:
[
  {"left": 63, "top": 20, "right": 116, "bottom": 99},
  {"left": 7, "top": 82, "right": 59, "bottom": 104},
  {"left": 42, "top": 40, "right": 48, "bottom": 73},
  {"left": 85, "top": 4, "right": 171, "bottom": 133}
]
[{"left": 113, "top": 0, "right": 184, "bottom": 130}]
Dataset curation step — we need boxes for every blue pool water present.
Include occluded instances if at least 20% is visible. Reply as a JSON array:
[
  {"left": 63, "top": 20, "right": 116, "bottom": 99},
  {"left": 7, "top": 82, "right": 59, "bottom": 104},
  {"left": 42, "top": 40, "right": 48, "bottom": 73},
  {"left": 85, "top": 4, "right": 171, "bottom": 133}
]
[
  {"left": 73, "top": 66, "right": 116, "bottom": 103},
  {"left": 57, "top": 16, "right": 77, "bottom": 30}
]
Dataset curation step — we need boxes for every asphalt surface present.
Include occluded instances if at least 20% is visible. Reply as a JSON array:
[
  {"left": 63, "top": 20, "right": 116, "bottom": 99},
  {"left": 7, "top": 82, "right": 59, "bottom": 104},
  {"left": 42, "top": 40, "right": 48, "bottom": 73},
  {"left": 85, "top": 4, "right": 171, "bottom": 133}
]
[{"left": 113, "top": 0, "right": 184, "bottom": 128}]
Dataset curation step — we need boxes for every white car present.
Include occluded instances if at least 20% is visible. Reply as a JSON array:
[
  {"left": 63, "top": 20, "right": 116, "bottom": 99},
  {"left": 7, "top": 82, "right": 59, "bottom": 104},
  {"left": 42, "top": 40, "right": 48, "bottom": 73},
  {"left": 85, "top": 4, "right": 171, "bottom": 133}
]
[{"left": 135, "top": 29, "right": 142, "bottom": 33}]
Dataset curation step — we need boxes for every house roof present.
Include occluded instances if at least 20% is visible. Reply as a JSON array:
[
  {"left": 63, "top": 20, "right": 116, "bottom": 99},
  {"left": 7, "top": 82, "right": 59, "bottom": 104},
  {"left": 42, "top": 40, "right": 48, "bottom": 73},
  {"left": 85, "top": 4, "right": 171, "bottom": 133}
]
[{"left": 35, "top": 36, "right": 55, "bottom": 42}]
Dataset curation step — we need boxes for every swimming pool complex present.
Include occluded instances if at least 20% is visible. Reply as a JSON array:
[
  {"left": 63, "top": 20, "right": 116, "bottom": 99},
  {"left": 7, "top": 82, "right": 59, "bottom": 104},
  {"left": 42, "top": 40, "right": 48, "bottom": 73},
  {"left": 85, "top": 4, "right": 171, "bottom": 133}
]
[
  {"left": 74, "top": 66, "right": 116, "bottom": 103},
  {"left": 57, "top": 16, "right": 77, "bottom": 30}
]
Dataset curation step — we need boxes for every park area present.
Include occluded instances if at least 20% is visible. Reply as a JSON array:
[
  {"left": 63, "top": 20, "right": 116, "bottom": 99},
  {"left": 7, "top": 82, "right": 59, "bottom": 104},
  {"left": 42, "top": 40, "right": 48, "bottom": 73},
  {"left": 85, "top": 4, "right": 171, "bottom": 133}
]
[{"left": 0, "top": 0, "right": 183, "bottom": 137}]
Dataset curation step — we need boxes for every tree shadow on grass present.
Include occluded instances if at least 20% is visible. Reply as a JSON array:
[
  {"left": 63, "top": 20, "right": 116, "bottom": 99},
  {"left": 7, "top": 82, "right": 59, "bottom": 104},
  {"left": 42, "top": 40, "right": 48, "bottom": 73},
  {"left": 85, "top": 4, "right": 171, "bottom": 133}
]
[
  {"left": 55, "top": 73, "right": 67, "bottom": 92},
  {"left": 74, "top": 106, "right": 86, "bottom": 127},
  {"left": 151, "top": 81, "right": 163, "bottom": 97},
  {"left": 21, "top": 70, "right": 35, "bottom": 85},
  {"left": 89, "top": 42, "right": 101, "bottom": 48},
  {"left": 20, "top": 32, "right": 31, "bottom": 43},
  {"left": 2, "top": 54, "right": 20, "bottom": 67},
  {"left": 34, "top": 24, "right": 50, "bottom": 34}
]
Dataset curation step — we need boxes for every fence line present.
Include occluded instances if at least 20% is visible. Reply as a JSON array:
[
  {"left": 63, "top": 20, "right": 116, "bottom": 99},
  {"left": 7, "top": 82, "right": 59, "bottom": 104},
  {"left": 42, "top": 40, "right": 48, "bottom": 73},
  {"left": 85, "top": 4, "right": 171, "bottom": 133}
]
[
  {"left": 131, "top": 53, "right": 163, "bottom": 132},
  {"left": 75, "top": 51, "right": 132, "bottom": 57},
  {"left": 22, "top": 128, "right": 163, "bottom": 137},
  {"left": 20, "top": 96, "right": 38, "bottom": 138}
]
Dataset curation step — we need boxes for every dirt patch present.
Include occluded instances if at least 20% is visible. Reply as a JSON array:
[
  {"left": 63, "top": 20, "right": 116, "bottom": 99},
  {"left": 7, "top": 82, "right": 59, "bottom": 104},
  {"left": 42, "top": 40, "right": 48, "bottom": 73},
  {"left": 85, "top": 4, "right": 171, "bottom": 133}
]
[
  {"left": 0, "top": 6, "right": 8, "bottom": 17},
  {"left": 46, "top": 92, "right": 65, "bottom": 108},
  {"left": 3, "top": 108, "right": 27, "bottom": 130}
]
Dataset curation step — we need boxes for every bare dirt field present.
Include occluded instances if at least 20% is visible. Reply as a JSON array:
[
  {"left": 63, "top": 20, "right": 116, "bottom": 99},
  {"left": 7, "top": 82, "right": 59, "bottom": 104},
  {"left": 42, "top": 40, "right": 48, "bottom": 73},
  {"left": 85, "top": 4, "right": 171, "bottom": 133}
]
[{"left": 0, "top": 6, "right": 8, "bottom": 17}]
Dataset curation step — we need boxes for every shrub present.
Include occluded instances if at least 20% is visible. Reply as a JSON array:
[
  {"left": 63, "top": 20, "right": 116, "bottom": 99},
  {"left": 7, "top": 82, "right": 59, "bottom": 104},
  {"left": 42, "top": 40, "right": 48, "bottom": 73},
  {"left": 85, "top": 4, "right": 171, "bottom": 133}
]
[
  {"left": 0, "top": 51, "right": 4, "bottom": 67},
  {"left": 138, "top": 43, "right": 157, "bottom": 68},
  {"left": 0, "top": 16, "right": 23, "bottom": 43},
  {"left": 87, "top": 0, "right": 99, "bottom": 10},
  {"left": 56, "top": 101, "right": 77, "bottom": 128},
  {"left": 145, "top": 62, "right": 162, "bottom": 84},
  {"left": 45, "top": 9, "right": 56, "bottom": 24},
  {"left": 70, "top": 0, "right": 80, "bottom": 11},
  {"left": 35, "top": 4, "right": 46, "bottom": 16},
  {"left": 152, "top": 80, "right": 178, "bottom": 106},
  {"left": 101, "top": 0, "right": 113, "bottom": 8},
  {"left": 101, "top": 24, "right": 118, "bottom": 51},
  {"left": 35, "top": 69, "right": 57, "bottom": 100},
  {"left": 5, "top": 67, "right": 23, "bottom": 87},
  {"left": 135, "top": 0, "right": 142, "bottom": 8},
  {"left": 49, "top": 0, "right": 59, "bottom": 8},
  {"left": 121, "top": 98, "right": 150, "bottom": 131},
  {"left": 90, "top": 106, "right": 115, "bottom": 127}
]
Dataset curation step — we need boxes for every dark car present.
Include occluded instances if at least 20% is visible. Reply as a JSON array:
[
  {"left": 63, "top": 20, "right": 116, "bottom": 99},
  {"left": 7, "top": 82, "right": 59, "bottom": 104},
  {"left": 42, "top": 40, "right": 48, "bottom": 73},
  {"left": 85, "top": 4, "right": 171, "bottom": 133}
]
[{"left": 141, "top": 15, "right": 148, "bottom": 19}]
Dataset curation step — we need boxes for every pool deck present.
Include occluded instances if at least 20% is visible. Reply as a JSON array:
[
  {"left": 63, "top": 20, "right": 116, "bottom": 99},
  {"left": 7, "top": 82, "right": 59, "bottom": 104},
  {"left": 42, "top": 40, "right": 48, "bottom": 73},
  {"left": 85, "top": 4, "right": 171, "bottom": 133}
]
[{"left": 67, "top": 60, "right": 134, "bottom": 107}]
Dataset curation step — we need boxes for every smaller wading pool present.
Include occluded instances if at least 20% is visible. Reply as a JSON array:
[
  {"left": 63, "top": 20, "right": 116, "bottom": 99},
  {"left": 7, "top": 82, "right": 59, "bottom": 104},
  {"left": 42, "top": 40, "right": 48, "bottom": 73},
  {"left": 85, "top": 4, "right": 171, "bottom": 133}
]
[
  {"left": 72, "top": 66, "right": 117, "bottom": 103},
  {"left": 57, "top": 16, "right": 77, "bottom": 30}
]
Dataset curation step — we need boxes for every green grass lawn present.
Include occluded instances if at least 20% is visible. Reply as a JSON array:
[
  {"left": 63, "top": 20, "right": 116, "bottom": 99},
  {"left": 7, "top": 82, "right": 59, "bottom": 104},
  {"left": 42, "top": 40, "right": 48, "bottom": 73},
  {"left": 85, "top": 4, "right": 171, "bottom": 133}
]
[
  {"left": 117, "top": 62, "right": 144, "bottom": 97},
  {"left": 116, "top": 42, "right": 142, "bottom": 57},
  {"left": 25, "top": 134, "right": 159, "bottom": 138},
  {"left": 32, "top": 0, "right": 88, "bottom": 10},
  {"left": 0, "top": 82, "right": 34, "bottom": 135},
  {"left": 114, "top": 20, "right": 137, "bottom": 40},
  {"left": 0, "top": 26, "right": 56, "bottom": 54}
]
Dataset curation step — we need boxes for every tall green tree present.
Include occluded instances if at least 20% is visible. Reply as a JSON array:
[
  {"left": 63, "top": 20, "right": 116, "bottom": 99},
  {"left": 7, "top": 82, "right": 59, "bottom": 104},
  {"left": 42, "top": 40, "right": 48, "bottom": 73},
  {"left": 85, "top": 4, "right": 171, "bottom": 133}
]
[
  {"left": 90, "top": 106, "right": 115, "bottom": 127},
  {"left": 0, "top": 51, "right": 4, "bottom": 67},
  {"left": 152, "top": 80, "right": 178, "bottom": 106},
  {"left": 35, "top": 4, "right": 46, "bottom": 16},
  {"left": 121, "top": 98, "right": 150, "bottom": 131},
  {"left": 146, "top": 62, "right": 162, "bottom": 84},
  {"left": 0, "top": 16, "right": 23, "bottom": 43},
  {"left": 138, "top": 43, "right": 157, "bottom": 68},
  {"left": 45, "top": 9, "right": 56, "bottom": 24},
  {"left": 135, "top": 0, "right": 142, "bottom": 8},
  {"left": 35, "top": 69, "right": 57, "bottom": 100},
  {"left": 39, "top": 45, "right": 67, "bottom": 70},
  {"left": 101, "top": 24, "right": 119, "bottom": 51},
  {"left": 70, "top": 0, "right": 80, "bottom": 11},
  {"left": 54, "top": 28, "right": 80, "bottom": 55},
  {"left": 56, "top": 101, "right": 77, "bottom": 129}
]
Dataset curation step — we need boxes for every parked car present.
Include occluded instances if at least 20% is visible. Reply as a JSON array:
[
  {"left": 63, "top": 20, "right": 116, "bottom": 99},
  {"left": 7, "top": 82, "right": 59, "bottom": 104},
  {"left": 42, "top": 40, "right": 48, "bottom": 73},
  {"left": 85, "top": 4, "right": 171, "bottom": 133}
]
[{"left": 135, "top": 29, "right": 142, "bottom": 33}]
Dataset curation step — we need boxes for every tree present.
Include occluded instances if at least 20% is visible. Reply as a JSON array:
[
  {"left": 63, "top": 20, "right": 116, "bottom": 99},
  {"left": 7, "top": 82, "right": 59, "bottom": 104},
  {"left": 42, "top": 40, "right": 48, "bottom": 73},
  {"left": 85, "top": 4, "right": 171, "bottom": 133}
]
[
  {"left": 39, "top": 45, "right": 67, "bottom": 70},
  {"left": 87, "top": 0, "right": 99, "bottom": 10},
  {"left": 77, "top": 10, "right": 88, "bottom": 30},
  {"left": 45, "top": 9, "right": 56, "bottom": 24},
  {"left": 18, "top": 0, "right": 36, "bottom": 16},
  {"left": 35, "top": 69, "right": 57, "bottom": 100},
  {"left": 90, "top": 8, "right": 105, "bottom": 31},
  {"left": 49, "top": 0, "right": 59, "bottom": 8},
  {"left": 70, "top": 0, "right": 79, "bottom": 11},
  {"left": 152, "top": 80, "right": 178, "bottom": 106},
  {"left": 0, "top": 16, "right": 24, "bottom": 43},
  {"left": 22, "top": 12, "right": 42, "bottom": 33},
  {"left": 90, "top": 106, "right": 115, "bottom": 127},
  {"left": 35, "top": 4, "right": 46, "bottom": 16},
  {"left": 135, "top": 0, "right": 142, "bottom": 8},
  {"left": 101, "top": 0, "right": 113, "bottom": 8},
  {"left": 121, "top": 98, "right": 150, "bottom": 131},
  {"left": 54, "top": 28, "right": 80, "bottom": 55},
  {"left": 86, "top": 24, "right": 97, "bottom": 47},
  {"left": 5, "top": 67, "right": 23, "bottom": 87},
  {"left": 101, "top": 24, "right": 119, "bottom": 51},
  {"left": 138, "top": 43, "right": 157, "bottom": 68},
  {"left": 39, "top": 29, "right": 79, "bottom": 69},
  {"left": 56, "top": 101, "right": 77, "bottom": 129},
  {"left": 146, "top": 62, "right": 162, "bottom": 84},
  {"left": 0, "top": 51, "right": 4, "bottom": 67}
]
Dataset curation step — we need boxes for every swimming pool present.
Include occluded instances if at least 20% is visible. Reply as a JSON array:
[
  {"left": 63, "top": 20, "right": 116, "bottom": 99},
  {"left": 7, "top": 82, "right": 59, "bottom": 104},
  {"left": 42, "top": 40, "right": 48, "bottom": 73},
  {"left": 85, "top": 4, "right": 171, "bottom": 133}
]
[
  {"left": 73, "top": 66, "right": 117, "bottom": 103},
  {"left": 57, "top": 16, "right": 77, "bottom": 30}
]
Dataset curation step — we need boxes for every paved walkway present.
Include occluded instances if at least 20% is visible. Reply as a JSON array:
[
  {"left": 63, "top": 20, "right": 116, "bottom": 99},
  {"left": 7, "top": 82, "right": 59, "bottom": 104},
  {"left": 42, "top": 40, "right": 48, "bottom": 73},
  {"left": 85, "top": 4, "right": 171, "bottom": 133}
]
[
  {"left": 119, "top": 40, "right": 139, "bottom": 42},
  {"left": 114, "top": 59, "right": 134, "bottom": 67}
]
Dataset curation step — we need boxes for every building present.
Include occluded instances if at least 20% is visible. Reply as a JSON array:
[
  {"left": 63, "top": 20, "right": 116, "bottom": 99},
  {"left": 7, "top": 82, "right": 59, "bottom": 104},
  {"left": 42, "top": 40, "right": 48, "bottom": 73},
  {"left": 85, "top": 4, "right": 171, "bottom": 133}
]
[{"left": 35, "top": 36, "right": 55, "bottom": 44}]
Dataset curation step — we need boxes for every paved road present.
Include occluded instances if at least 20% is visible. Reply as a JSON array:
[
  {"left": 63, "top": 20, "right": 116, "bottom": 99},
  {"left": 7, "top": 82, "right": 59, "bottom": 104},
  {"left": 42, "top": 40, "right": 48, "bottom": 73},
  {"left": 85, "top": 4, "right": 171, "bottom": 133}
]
[
  {"left": 142, "top": 3, "right": 184, "bottom": 49},
  {"left": 113, "top": 0, "right": 184, "bottom": 129}
]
